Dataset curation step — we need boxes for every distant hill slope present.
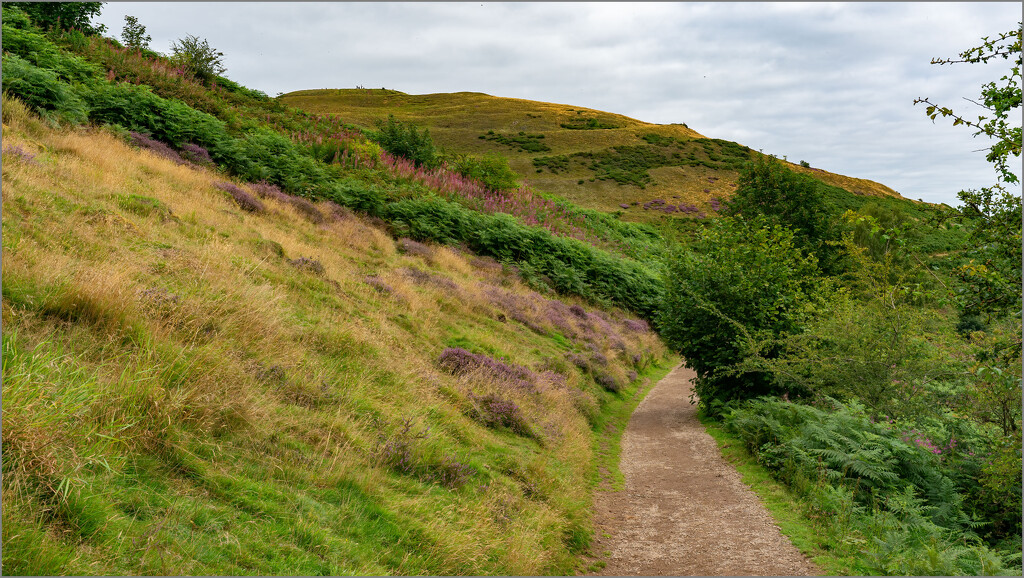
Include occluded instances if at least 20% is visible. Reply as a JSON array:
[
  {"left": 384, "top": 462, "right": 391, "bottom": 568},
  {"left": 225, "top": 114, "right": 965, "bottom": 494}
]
[{"left": 282, "top": 89, "right": 906, "bottom": 222}]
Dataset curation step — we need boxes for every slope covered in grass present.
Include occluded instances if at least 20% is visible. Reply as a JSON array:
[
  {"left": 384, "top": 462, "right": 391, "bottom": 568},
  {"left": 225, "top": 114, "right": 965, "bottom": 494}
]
[
  {"left": 0, "top": 9, "right": 668, "bottom": 318},
  {"left": 282, "top": 88, "right": 910, "bottom": 222},
  {"left": 1, "top": 95, "right": 670, "bottom": 575}
]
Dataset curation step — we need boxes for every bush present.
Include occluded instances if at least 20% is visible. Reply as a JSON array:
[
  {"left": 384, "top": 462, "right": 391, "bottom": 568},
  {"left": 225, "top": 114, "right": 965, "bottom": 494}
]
[
  {"left": 446, "top": 153, "right": 520, "bottom": 193},
  {"left": 724, "top": 155, "right": 841, "bottom": 273},
  {"left": 227, "top": 129, "right": 330, "bottom": 195},
  {"left": 170, "top": 34, "right": 226, "bottom": 82},
  {"left": 478, "top": 131, "right": 550, "bottom": 153},
  {"left": 1, "top": 16, "right": 102, "bottom": 84},
  {"left": 0, "top": 54, "right": 89, "bottom": 125},
  {"left": 383, "top": 197, "right": 663, "bottom": 318},
  {"left": 724, "top": 396, "right": 1016, "bottom": 575},
  {"left": 371, "top": 115, "right": 438, "bottom": 168},
  {"left": 658, "top": 217, "right": 823, "bottom": 413},
  {"left": 466, "top": 393, "right": 533, "bottom": 437},
  {"left": 6, "top": 2, "right": 105, "bottom": 34},
  {"left": 213, "top": 181, "right": 264, "bottom": 213},
  {"left": 83, "top": 81, "right": 230, "bottom": 150},
  {"left": 437, "top": 347, "right": 535, "bottom": 390}
]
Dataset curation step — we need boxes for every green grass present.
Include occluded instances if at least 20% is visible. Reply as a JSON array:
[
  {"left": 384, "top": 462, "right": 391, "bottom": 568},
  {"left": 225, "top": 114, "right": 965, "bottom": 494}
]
[{"left": 2, "top": 100, "right": 671, "bottom": 575}]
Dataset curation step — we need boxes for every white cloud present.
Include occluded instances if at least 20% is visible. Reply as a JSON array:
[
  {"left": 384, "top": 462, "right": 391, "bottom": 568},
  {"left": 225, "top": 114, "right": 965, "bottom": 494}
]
[{"left": 93, "top": 2, "right": 1021, "bottom": 206}]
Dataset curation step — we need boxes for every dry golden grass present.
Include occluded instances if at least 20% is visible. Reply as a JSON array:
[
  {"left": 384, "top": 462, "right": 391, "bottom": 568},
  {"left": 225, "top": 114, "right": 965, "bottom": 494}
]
[
  {"left": 282, "top": 88, "right": 908, "bottom": 226},
  {"left": 2, "top": 95, "right": 670, "bottom": 575}
]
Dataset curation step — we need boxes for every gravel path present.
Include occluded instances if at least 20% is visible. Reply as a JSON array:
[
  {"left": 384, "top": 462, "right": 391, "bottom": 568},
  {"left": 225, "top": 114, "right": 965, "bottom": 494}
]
[{"left": 587, "top": 364, "right": 821, "bottom": 576}]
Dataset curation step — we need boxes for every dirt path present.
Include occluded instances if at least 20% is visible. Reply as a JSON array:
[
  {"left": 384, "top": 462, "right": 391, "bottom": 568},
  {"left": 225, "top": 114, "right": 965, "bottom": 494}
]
[{"left": 588, "top": 364, "right": 821, "bottom": 576}]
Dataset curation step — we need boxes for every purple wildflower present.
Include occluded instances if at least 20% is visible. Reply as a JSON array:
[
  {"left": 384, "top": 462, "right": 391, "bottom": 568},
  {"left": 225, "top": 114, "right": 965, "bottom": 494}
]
[
  {"left": 467, "top": 392, "right": 532, "bottom": 436},
  {"left": 213, "top": 181, "right": 264, "bottom": 213},
  {"left": 180, "top": 143, "right": 214, "bottom": 166},
  {"left": 288, "top": 195, "right": 325, "bottom": 224},
  {"left": 624, "top": 319, "right": 649, "bottom": 333},
  {"left": 129, "top": 132, "right": 185, "bottom": 165},
  {"left": 364, "top": 275, "right": 393, "bottom": 294},
  {"left": 438, "top": 348, "right": 536, "bottom": 390},
  {"left": 2, "top": 144, "right": 37, "bottom": 164},
  {"left": 397, "top": 238, "right": 433, "bottom": 260},
  {"left": 249, "top": 180, "right": 290, "bottom": 202}
]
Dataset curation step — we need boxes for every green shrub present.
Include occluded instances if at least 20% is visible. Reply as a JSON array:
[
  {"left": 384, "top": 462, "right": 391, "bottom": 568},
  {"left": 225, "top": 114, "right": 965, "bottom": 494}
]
[
  {"left": 559, "top": 116, "right": 619, "bottom": 130},
  {"left": 1, "top": 54, "right": 89, "bottom": 125},
  {"left": 381, "top": 196, "right": 662, "bottom": 318},
  {"left": 724, "top": 396, "right": 1017, "bottom": 575},
  {"left": 371, "top": 115, "right": 438, "bottom": 168},
  {"left": 478, "top": 130, "right": 550, "bottom": 153},
  {"left": 658, "top": 217, "right": 823, "bottom": 413},
  {"left": 6, "top": 2, "right": 105, "bottom": 34},
  {"left": 1, "top": 18, "right": 102, "bottom": 84},
  {"left": 228, "top": 129, "right": 331, "bottom": 195},
  {"left": 170, "top": 34, "right": 226, "bottom": 82},
  {"left": 82, "top": 81, "right": 230, "bottom": 150},
  {"left": 723, "top": 155, "right": 841, "bottom": 273},
  {"left": 446, "top": 153, "right": 520, "bottom": 193}
]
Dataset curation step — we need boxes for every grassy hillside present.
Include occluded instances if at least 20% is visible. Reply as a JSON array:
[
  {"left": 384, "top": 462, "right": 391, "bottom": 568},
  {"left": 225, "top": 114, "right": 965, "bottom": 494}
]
[
  {"left": 2, "top": 6, "right": 993, "bottom": 575},
  {"left": 281, "top": 88, "right": 908, "bottom": 222},
  {"left": 1, "top": 95, "right": 670, "bottom": 575}
]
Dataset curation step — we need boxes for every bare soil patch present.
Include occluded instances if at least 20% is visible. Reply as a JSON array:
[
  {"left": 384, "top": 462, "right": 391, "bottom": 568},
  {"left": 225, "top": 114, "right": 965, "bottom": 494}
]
[{"left": 587, "top": 364, "right": 821, "bottom": 576}]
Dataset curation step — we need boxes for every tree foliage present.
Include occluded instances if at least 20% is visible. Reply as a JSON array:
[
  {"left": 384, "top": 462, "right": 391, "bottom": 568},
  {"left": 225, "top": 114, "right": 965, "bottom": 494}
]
[
  {"left": 170, "top": 34, "right": 226, "bottom": 82},
  {"left": 915, "top": 25, "right": 1021, "bottom": 185},
  {"left": 6, "top": 2, "right": 105, "bottom": 34},
  {"left": 723, "top": 155, "right": 841, "bottom": 273},
  {"left": 371, "top": 115, "right": 439, "bottom": 169},
  {"left": 916, "top": 25, "right": 1022, "bottom": 321},
  {"left": 659, "top": 217, "right": 823, "bottom": 413},
  {"left": 445, "top": 152, "right": 520, "bottom": 193},
  {"left": 121, "top": 15, "right": 151, "bottom": 51}
]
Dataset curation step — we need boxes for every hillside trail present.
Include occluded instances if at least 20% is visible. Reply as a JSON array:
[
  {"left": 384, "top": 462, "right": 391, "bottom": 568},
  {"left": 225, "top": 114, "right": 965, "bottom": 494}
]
[{"left": 586, "top": 364, "right": 821, "bottom": 576}]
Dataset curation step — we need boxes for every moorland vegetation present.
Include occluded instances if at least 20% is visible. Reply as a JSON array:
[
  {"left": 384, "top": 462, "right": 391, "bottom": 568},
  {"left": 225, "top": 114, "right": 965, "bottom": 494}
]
[{"left": 1, "top": 4, "right": 1020, "bottom": 575}]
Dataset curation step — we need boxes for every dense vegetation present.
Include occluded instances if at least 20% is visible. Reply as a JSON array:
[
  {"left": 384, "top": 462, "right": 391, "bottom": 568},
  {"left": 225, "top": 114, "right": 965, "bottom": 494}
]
[
  {"left": 0, "top": 4, "right": 667, "bottom": 319},
  {"left": 659, "top": 24, "right": 1023, "bottom": 575},
  {"left": 2, "top": 4, "right": 1019, "bottom": 575},
  {"left": 533, "top": 138, "right": 753, "bottom": 189},
  {"left": 1, "top": 5, "right": 673, "bottom": 575},
  {"left": 479, "top": 130, "right": 550, "bottom": 153}
]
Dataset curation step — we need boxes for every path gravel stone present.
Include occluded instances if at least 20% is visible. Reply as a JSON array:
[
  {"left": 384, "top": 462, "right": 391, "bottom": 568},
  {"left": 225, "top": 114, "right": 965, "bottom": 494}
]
[{"left": 588, "top": 364, "right": 821, "bottom": 576}]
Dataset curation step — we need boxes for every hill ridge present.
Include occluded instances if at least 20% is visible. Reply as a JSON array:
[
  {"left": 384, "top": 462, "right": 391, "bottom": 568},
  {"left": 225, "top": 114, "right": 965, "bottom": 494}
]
[{"left": 281, "top": 88, "right": 905, "bottom": 221}]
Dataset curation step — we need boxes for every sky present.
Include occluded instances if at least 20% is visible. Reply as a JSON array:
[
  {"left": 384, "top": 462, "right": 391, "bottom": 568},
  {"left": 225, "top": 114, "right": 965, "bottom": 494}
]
[{"left": 94, "top": 2, "right": 1021, "bottom": 206}]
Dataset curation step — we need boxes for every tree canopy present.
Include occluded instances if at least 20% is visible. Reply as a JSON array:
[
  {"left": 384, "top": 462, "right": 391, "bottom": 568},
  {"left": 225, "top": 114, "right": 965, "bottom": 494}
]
[{"left": 6, "top": 2, "right": 106, "bottom": 34}]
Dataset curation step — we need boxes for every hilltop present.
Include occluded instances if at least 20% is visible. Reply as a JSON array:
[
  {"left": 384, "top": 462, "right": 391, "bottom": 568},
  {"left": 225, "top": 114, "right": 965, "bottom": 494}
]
[{"left": 282, "top": 88, "right": 906, "bottom": 221}]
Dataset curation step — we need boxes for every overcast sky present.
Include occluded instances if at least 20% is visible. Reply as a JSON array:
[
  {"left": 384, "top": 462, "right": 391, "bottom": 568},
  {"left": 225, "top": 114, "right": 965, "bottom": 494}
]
[{"left": 95, "top": 2, "right": 1021, "bottom": 206}]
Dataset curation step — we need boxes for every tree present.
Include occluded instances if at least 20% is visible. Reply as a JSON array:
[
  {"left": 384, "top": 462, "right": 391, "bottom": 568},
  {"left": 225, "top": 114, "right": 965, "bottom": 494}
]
[
  {"left": 372, "top": 115, "right": 439, "bottom": 169},
  {"left": 170, "top": 34, "right": 226, "bottom": 82},
  {"left": 7, "top": 2, "right": 105, "bottom": 34},
  {"left": 121, "top": 15, "right": 151, "bottom": 51},
  {"left": 915, "top": 24, "right": 1022, "bottom": 320},
  {"left": 916, "top": 26, "right": 1022, "bottom": 540},
  {"left": 659, "top": 217, "right": 824, "bottom": 414},
  {"left": 723, "top": 155, "right": 841, "bottom": 273},
  {"left": 915, "top": 25, "right": 1021, "bottom": 185}
]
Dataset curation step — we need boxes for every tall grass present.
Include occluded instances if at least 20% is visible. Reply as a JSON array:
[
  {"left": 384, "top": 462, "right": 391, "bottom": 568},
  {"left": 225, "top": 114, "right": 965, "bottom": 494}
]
[{"left": 1, "top": 95, "right": 669, "bottom": 575}]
